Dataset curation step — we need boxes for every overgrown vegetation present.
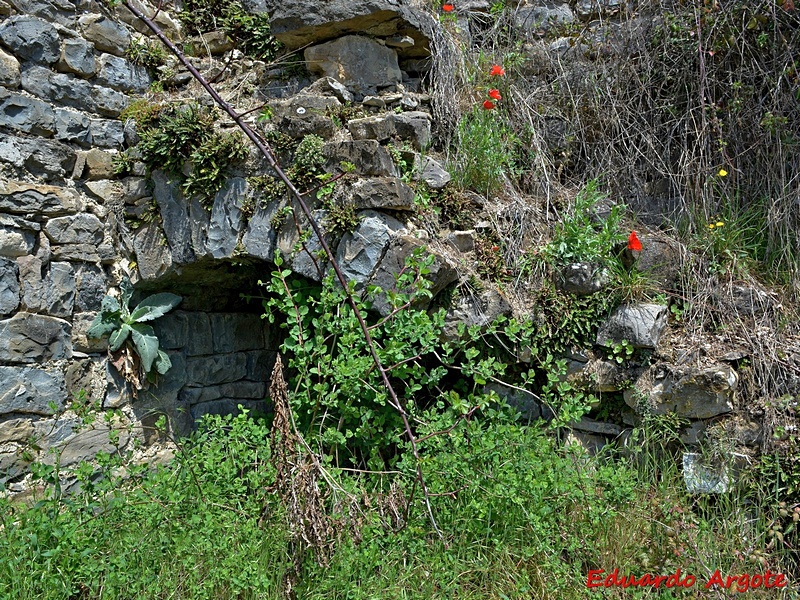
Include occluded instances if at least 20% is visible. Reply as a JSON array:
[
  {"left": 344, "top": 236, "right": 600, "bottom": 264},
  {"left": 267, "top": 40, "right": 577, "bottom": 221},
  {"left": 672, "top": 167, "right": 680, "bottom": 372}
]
[{"left": 124, "top": 102, "right": 248, "bottom": 207}]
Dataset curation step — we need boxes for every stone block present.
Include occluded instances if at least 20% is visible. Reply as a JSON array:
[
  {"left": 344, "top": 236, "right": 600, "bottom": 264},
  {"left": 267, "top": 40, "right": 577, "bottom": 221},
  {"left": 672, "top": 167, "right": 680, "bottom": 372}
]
[
  {"left": 0, "top": 89, "right": 55, "bottom": 136},
  {"left": 0, "top": 48, "right": 20, "bottom": 87},
  {"left": 54, "top": 108, "right": 91, "bottom": 144},
  {"left": 0, "top": 312, "right": 71, "bottom": 362},
  {"left": 84, "top": 179, "right": 123, "bottom": 204},
  {"left": 133, "top": 223, "right": 174, "bottom": 281},
  {"left": 184, "top": 312, "right": 213, "bottom": 356},
  {"left": 0, "top": 365, "right": 66, "bottom": 415},
  {"left": 324, "top": 140, "right": 398, "bottom": 177},
  {"left": 0, "top": 218, "right": 35, "bottom": 258},
  {"left": 88, "top": 118, "right": 125, "bottom": 148},
  {"left": 207, "top": 177, "right": 246, "bottom": 259},
  {"left": 179, "top": 381, "right": 267, "bottom": 405},
  {"left": 95, "top": 53, "right": 150, "bottom": 93},
  {"left": 57, "top": 37, "right": 96, "bottom": 77},
  {"left": 45, "top": 213, "right": 104, "bottom": 245},
  {"left": 392, "top": 111, "right": 432, "bottom": 150},
  {"left": 596, "top": 303, "right": 668, "bottom": 349},
  {"left": 485, "top": 381, "right": 541, "bottom": 422},
  {"left": 0, "top": 258, "right": 19, "bottom": 316},
  {"left": 78, "top": 13, "right": 131, "bottom": 56},
  {"left": 74, "top": 264, "right": 106, "bottom": 312},
  {"left": 305, "top": 35, "right": 402, "bottom": 96},
  {"left": 0, "top": 137, "right": 77, "bottom": 180},
  {"left": 347, "top": 114, "right": 396, "bottom": 142},
  {"left": 209, "top": 313, "right": 266, "bottom": 353},
  {"left": 0, "top": 15, "right": 60, "bottom": 64},
  {"left": 336, "top": 210, "right": 405, "bottom": 289},
  {"left": 152, "top": 170, "right": 195, "bottom": 264},
  {"left": 0, "top": 179, "right": 83, "bottom": 217},
  {"left": 84, "top": 148, "right": 116, "bottom": 180},
  {"left": 72, "top": 311, "right": 108, "bottom": 352},
  {"left": 93, "top": 85, "right": 129, "bottom": 117},
  {"left": 18, "top": 257, "right": 75, "bottom": 318},
  {"left": 151, "top": 311, "right": 189, "bottom": 350},
  {"left": 185, "top": 353, "right": 249, "bottom": 386},
  {"left": 349, "top": 177, "right": 415, "bottom": 210},
  {"left": 513, "top": 3, "right": 575, "bottom": 35},
  {"left": 245, "top": 350, "right": 276, "bottom": 380}
]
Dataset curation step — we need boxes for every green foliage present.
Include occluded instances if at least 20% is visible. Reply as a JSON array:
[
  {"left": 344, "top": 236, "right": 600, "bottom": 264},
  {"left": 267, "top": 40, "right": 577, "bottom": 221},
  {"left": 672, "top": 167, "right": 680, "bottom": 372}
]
[
  {"left": 177, "top": 0, "right": 282, "bottom": 61},
  {"left": 87, "top": 278, "right": 181, "bottom": 376},
  {"left": 0, "top": 411, "right": 286, "bottom": 600},
  {"left": 448, "top": 105, "right": 517, "bottom": 194},
  {"left": 542, "top": 180, "right": 625, "bottom": 267},
  {"left": 323, "top": 198, "right": 360, "bottom": 235},
  {"left": 133, "top": 103, "right": 248, "bottom": 207},
  {"left": 286, "top": 134, "right": 326, "bottom": 192},
  {"left": 126, "top": 38, "right": 166, "bottom": 75}
]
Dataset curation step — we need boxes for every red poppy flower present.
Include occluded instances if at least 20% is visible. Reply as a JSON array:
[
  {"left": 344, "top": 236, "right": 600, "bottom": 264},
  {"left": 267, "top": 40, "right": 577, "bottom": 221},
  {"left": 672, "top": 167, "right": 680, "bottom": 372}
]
[
  {"left": 488, "top": 88, "right": 502, "bottom": 100},
  {"left": 442, "top": 2, "right": 454, "bottom": 12},
  {"left": 627, "top": 231, "right": 643, "bottom": 252},
  {"left": 489, "top": 65, "right": 505, "bottom": 77},
  {"left": 491, "top": 245, "right": 500, "bottom": 252},
  {"left": 483, "top": 100, "right": 495, "bottom": 110}
]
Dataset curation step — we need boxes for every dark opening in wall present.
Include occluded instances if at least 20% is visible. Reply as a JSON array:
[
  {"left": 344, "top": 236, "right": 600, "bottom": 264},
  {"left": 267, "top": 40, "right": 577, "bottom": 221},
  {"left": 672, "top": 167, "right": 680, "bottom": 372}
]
[{"left": 126, "top": 258, "right": 279, "bottom": 436}]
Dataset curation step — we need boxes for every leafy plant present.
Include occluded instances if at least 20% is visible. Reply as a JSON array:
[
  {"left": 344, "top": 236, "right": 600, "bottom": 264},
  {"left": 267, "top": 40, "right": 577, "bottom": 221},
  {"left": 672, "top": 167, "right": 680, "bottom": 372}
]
[
  {"left": 541, "top": 180, "right": 625, "bottom": 268},
  {"left": 126, "top": 38, "right": 167, "bottom": 75},
  {"left": 134, "top": 103, "right": 248, "bottom": 207},
  {"left": 87, "top": 278, "right": 181, "bottom": 381}
]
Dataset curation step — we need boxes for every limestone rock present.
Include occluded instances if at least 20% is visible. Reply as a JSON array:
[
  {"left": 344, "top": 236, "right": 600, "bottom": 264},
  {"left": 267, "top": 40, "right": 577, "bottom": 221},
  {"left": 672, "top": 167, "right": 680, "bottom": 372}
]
[
  {"left": 78, "top": 13, "right": 131, "bottom": 56},
  {"left": 636, "top": 233, "right": 682, "bottom": 290},
  {"left": 0, "top": 215, "right": 37, "bottom": 258},
  {"left": 57, "top": 37, "right": 96, "bottom": 78},
  {"left": 304, "top": 76, "right": 354, "bottom": 103},
  {"left": 368, "top": 234, "right": 458, "bottom": 316},
  {"left": 0, "top": 88, "right": 56, "bottom": 136},
  {"left": 0, "top": 312, "right": 71, "bottom": 363},
  {"left": 152, "top": 170, "right": 195, "bottom": 264},
  {"left": 624, "top": 363, "right": 737, "bottom": 419},
  {"left": 557, "top": 262, "right": 610, "bottom": 295},
  {"left": 45, "top": 213, "right": 104, "bottom": 245},
  {"left": 196, "top": 30, "right": 234, "bottom": 55},
  {"left": 209, "top": 313, "right": 268, "bottom": 353},
  {"left": 575, "top": 0, "right": 626, "bottom": 21},
  {"left": 414, "top": 155, "right": 450, "bottom": 189},
  {"left": 0, "top": 136, "right": 77, "bottom": 180},
  {"left": 54, "top": 108, "right": 91, "bottom": 144},
  {"left": 572, "top": 417, "right": 623, "bottom": 436},
  {"left": 115, "top": 0, "right": 183, "bottom": 40},
  {"left": 0, "top": 48, "right": 20, "bottom": 87},
  {"left": 74, "top": 264, "right": 106, "bottom": 312},
  {"left": 83, "top": 149, "right": 116, "bottom": 180},
  {"left": 305, "top": 35, "right": 402, "bottom": 96},
  {"left": 392, "top": 111, "right": 432, "bottom": 150},
  {"left": 18, "top": 257, "right": 75, "bottom": 318},
  {"left": 89, "top": 118, "right": 125, "bottom": 148},
  {"left": 567, "top": 358, "right": 639, "bottom": 393},
  {"left": 185, "top": 353, "right": 249, "bottom": 386},
  {"left": 260, "top": 0, "right": 433, "bottom": 59},
  {"left": 0, "top": 258, "right": 19, "bottom": 316},
  {"left": 95, "top": 53, "right": 150, "bottom": 94},
  {"left": 513, "top": 3, "right": 575, "bottom": 36},
  {"left": 21, "top": 65, "right": 129, "bottom": 118},
  {"left": 347, "top": 114, "right": 397, "bottom": 143},
  {"left": 133, "top": 222, "right": 174, "bottom": 280},
  {"left": 0, "top": 418, "right": 35, "bottom": 443},
  {"left": 683, "top": 452, "right": 730, "bottom": 494},
  {"left": 596, "top": 303, "right": 668, "bottom": 349},
  {"left": 324, "top": 140, "right": 398, "bottom": 177},
  {"left": 207, "top": 177, "right": 247, "bottom": 259},
  {"left": 269, "top": 94, "right": 339, "bottom": 139},
  {"left": 349, "top": 177, "right": 415, "bottom": 210},
  {"left": 336, "top": 210, "right": 405, "bottom": 289},
  {"left": 445, "top": 230, "right": 475, "bottom": 253},
  {"left": 72, "top": 311, "right": 108, "bottom": 352},
  {"left": 54, "top": 427, "right": 130, "bottom": 467},
  {"left": 0, "top": 366, "right": 66, "bottom": 415},
  {"left": 0, "top": 180, "right": 83, "bottom": 215},
  {"left": 0, "top": 15, "right": 60, "bottom": 64},
  {"left": 242, "top": 201, "right": 280, "bottom": 261}
]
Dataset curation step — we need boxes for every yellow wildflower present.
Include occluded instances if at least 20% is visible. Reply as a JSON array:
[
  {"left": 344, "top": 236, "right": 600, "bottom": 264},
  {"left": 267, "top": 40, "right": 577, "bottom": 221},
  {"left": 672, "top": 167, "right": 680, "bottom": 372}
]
[
  {"left": 716, "top": 221, "right": 725, "bottom": 227},
  {"left": 718, "top": 169, "right": 728, "bottom": 177},
  {"left": 708, "top": 223, "right": 715, "bottom": 229}
]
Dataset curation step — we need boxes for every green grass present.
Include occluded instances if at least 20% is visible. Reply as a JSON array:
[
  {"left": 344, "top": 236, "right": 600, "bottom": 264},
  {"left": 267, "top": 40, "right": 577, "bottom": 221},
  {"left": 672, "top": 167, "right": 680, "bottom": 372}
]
[{"left": 1, "top": 410, "right": 795, "bottom": 599}]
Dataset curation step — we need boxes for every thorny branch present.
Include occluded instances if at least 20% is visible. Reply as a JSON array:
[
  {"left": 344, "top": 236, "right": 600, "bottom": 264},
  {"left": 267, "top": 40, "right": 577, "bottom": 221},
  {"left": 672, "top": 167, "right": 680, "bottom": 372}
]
[{"left": 122, "top": 0, "right": 444, "bottom": 540}]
